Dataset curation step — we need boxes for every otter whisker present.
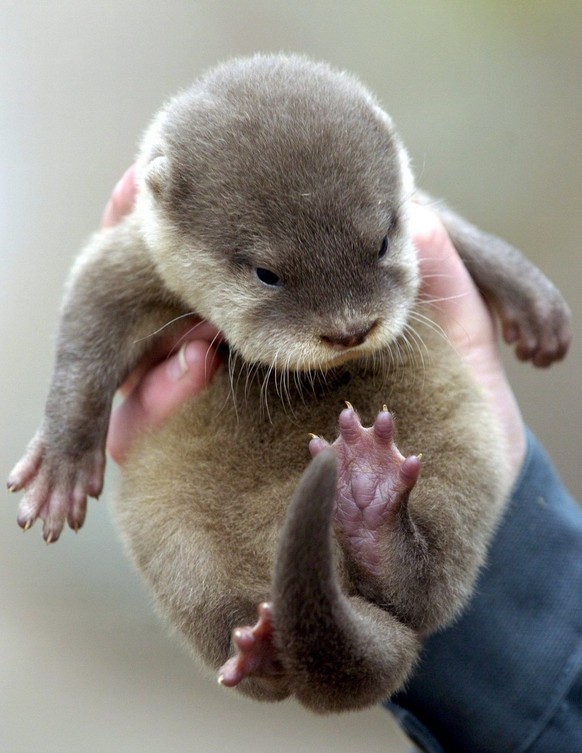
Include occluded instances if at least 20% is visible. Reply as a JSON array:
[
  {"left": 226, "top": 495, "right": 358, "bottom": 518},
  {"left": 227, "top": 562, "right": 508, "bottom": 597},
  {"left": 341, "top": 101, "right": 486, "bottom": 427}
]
[
  {"left": 132, "top": 311, "right": 200, "bottom": 345},
  {"left": 280, "top": 358, "right": 298, "bottom": 419},
  {"left": 410, "top": 308, "right": 447, "bottom": 335},
  {"left": 420, "top": 291, "right": 470, "bottom": 307},
  {"left": 403, "top": 323, "right": 427, "bottom": 368},
  {"left": 260, "top": 354, "right": 279, "bottom": 423},
  {"left": 202, "top": 330, "right": 223, "bottom": 379},
  {"left": 226, "top": 348, "right": 241, "bottom": 420},
  {"left": 244, "top": 360, "right": 260, "bottom": 404}
]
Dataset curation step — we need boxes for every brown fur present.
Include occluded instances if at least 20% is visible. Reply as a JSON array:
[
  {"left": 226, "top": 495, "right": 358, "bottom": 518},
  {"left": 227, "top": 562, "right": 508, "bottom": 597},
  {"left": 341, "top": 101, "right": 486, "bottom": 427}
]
[
  {"left": 8, "top": 54, "right": 571, "bottom": 712},
  {"left": 116, "top": 327, "right": 507, "bottom": 711}
]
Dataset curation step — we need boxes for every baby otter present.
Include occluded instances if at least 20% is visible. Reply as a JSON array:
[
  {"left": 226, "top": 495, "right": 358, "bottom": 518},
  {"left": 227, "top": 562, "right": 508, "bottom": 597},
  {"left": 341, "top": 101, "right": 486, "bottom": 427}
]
[{"left": 8, "top": 54, "right": 571, "bottom": 713}]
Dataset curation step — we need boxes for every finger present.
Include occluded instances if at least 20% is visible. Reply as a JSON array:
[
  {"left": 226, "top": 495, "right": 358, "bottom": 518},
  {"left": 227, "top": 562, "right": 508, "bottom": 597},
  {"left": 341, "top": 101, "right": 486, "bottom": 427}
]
[
  {"left": 107, "top": 339, "right": 221, "bottom": 465},
  {"left": 101, "top": 164, "right": 137, "bottom": 228},
  {"left": 411, "top": 203, "right": 475, "bottom": 311},
  {"left": 410, "top": 203, "right": 494, "bottom": 342},
  {"left": 117, "top": 320, "right": 223, "bottom": 398}
]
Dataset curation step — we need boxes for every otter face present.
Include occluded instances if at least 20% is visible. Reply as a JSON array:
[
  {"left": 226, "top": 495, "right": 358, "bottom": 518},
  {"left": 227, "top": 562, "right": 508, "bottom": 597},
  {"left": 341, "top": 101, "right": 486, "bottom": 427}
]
[{"left": 138, "top": 56, "right": 420, "bottom": 372}]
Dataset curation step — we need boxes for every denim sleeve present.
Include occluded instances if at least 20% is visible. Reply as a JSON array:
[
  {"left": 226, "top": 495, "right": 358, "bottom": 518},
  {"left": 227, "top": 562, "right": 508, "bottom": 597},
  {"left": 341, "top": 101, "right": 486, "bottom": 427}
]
[{"left": 385, "top": 430, "right": 582, "bottom": 753}]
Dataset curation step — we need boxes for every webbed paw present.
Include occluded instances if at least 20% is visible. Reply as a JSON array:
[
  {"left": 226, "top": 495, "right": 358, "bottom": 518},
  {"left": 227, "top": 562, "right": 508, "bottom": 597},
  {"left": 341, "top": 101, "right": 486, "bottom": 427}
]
[
  {"left": 7, "top": 429, "right": 105, "bottom": 542},
  {"left": 310, "top": 405, "right": 421, "bottom": 577},
  {"left": 497, "top": 291, "right": 571, "bottom": 368}
]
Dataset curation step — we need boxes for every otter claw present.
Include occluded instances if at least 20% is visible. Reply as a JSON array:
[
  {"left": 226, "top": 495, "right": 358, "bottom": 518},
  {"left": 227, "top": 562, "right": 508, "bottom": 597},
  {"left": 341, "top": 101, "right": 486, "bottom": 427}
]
[{"left": 10, "top": 434, "right": 105, "bottom": 541}]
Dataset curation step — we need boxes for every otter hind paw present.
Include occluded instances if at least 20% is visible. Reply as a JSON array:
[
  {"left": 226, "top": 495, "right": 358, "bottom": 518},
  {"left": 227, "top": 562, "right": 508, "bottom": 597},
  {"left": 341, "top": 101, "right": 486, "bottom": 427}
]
[
  {"left": 218, "top": 603, "right": 283, "bottom": 687},
  {"left": 310, "top": 405, "right": 421, "bottom": 575}
]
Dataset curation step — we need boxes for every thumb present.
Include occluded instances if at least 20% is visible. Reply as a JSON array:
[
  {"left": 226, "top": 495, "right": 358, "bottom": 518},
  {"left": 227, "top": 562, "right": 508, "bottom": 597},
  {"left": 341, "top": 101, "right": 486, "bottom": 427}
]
[{"left": 107, "top": 339, "right": 221, "bottom": 465}]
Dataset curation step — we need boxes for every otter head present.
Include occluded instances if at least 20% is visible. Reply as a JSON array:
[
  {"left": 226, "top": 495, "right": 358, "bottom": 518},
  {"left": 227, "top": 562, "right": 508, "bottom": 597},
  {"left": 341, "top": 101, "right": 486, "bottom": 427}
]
[{"left": 137, "top": 55, "right": 419, "bottom": 372}]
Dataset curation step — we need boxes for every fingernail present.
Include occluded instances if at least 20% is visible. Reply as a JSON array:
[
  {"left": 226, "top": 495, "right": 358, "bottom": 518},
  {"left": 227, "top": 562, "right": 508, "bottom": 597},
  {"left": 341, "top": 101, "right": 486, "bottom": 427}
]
[
  {"left": 101, "top": 165, "right": 136, "bottom": 228},
  {"left": 112, "top": 165, "right": 136, "bottom": 201},
  {"left": 167, "top": 343, "right": 190, "bottom": 381}
]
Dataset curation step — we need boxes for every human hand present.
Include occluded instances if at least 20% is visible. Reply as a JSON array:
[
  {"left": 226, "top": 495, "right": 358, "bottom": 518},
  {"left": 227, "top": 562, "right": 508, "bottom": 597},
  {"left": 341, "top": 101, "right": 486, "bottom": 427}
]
[
  {"left": 410, "top": 202, "right": 526, "bottom": 482},
  {"left": 103, "top": 167, "right": 222, "bottom": 464}
]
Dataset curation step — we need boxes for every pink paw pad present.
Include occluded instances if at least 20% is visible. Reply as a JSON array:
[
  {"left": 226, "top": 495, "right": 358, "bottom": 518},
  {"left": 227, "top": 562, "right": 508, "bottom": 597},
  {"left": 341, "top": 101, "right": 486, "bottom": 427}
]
[{"left": 310, "top": 404, "right": 421, "bottom": 574}]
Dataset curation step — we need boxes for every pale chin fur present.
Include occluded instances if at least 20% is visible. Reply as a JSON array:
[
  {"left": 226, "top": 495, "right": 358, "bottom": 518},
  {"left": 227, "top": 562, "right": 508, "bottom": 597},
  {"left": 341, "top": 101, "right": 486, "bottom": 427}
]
[
  {"left": 231, "top": 325, "right": 405, "bottom": 374},
  {"left": 204, "top": 288, "right": 414, "bottom": 373}
]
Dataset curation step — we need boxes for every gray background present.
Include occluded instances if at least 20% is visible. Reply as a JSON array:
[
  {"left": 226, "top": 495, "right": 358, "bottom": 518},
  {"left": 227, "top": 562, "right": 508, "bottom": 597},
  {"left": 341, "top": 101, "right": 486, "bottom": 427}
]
[{"left": 1, "top": 2, "right": 580, "bottom": 752}]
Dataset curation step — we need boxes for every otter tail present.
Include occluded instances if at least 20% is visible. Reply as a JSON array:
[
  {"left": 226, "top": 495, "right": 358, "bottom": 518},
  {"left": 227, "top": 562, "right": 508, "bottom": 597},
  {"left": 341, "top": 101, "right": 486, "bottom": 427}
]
[{"left": 271, "top": 449, "right": 421, "bottom": 713}]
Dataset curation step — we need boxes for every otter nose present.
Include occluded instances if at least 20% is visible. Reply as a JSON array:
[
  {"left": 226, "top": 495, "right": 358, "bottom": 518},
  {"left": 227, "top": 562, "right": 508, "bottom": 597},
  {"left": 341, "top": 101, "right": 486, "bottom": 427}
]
[{"left": 320, "top": 321, "right": 378, "bottom": 350}]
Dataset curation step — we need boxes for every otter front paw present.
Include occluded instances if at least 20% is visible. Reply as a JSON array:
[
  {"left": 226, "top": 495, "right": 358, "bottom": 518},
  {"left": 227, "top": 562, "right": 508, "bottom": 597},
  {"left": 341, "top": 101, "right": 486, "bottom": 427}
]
[
  {"left": 310, "top": 404, "right": 421, "bottom": 578},
  {"left": 218, "top": 603, "right": 283, "bottom": 687},
  {"left": 7, "top": 429, "right": 105, "bottom": 542},
  {"left": 497, "top": 290, "right": 571, "bottom": 367}
]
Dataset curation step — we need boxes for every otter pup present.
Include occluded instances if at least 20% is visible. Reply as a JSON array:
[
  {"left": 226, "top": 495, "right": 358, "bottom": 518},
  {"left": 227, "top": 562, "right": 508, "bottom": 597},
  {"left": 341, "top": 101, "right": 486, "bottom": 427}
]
[{"left": 8, "top": 54, "right": 571, "bottom": 713}]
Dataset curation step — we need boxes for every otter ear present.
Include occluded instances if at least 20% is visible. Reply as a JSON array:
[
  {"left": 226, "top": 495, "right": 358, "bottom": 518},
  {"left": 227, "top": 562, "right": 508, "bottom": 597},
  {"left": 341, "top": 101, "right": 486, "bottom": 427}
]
[{"left": 144, "top": 155, "right": 168, "bottom": 198}]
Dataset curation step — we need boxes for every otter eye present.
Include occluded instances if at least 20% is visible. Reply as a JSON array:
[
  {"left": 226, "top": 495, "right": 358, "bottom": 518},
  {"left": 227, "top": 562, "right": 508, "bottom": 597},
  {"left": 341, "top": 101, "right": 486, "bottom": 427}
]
[
  {"left": 378, "top": 235, "right": 389, "bottom": 259},
  {"left": 255, "top": 267, "right": 282, "bottom": 287}
]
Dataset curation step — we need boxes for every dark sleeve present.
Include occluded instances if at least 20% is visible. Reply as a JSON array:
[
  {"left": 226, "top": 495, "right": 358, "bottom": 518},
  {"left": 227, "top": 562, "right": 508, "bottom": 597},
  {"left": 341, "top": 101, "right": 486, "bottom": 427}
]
[{"left": 385, "top": 430, "right": 582, "bottom": 753}]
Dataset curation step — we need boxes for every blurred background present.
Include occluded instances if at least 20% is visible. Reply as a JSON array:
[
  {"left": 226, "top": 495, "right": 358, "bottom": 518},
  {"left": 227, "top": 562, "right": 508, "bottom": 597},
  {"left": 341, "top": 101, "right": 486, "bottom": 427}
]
[{"left": 1, "top": 2, "right": 580, "bottom": 751}]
